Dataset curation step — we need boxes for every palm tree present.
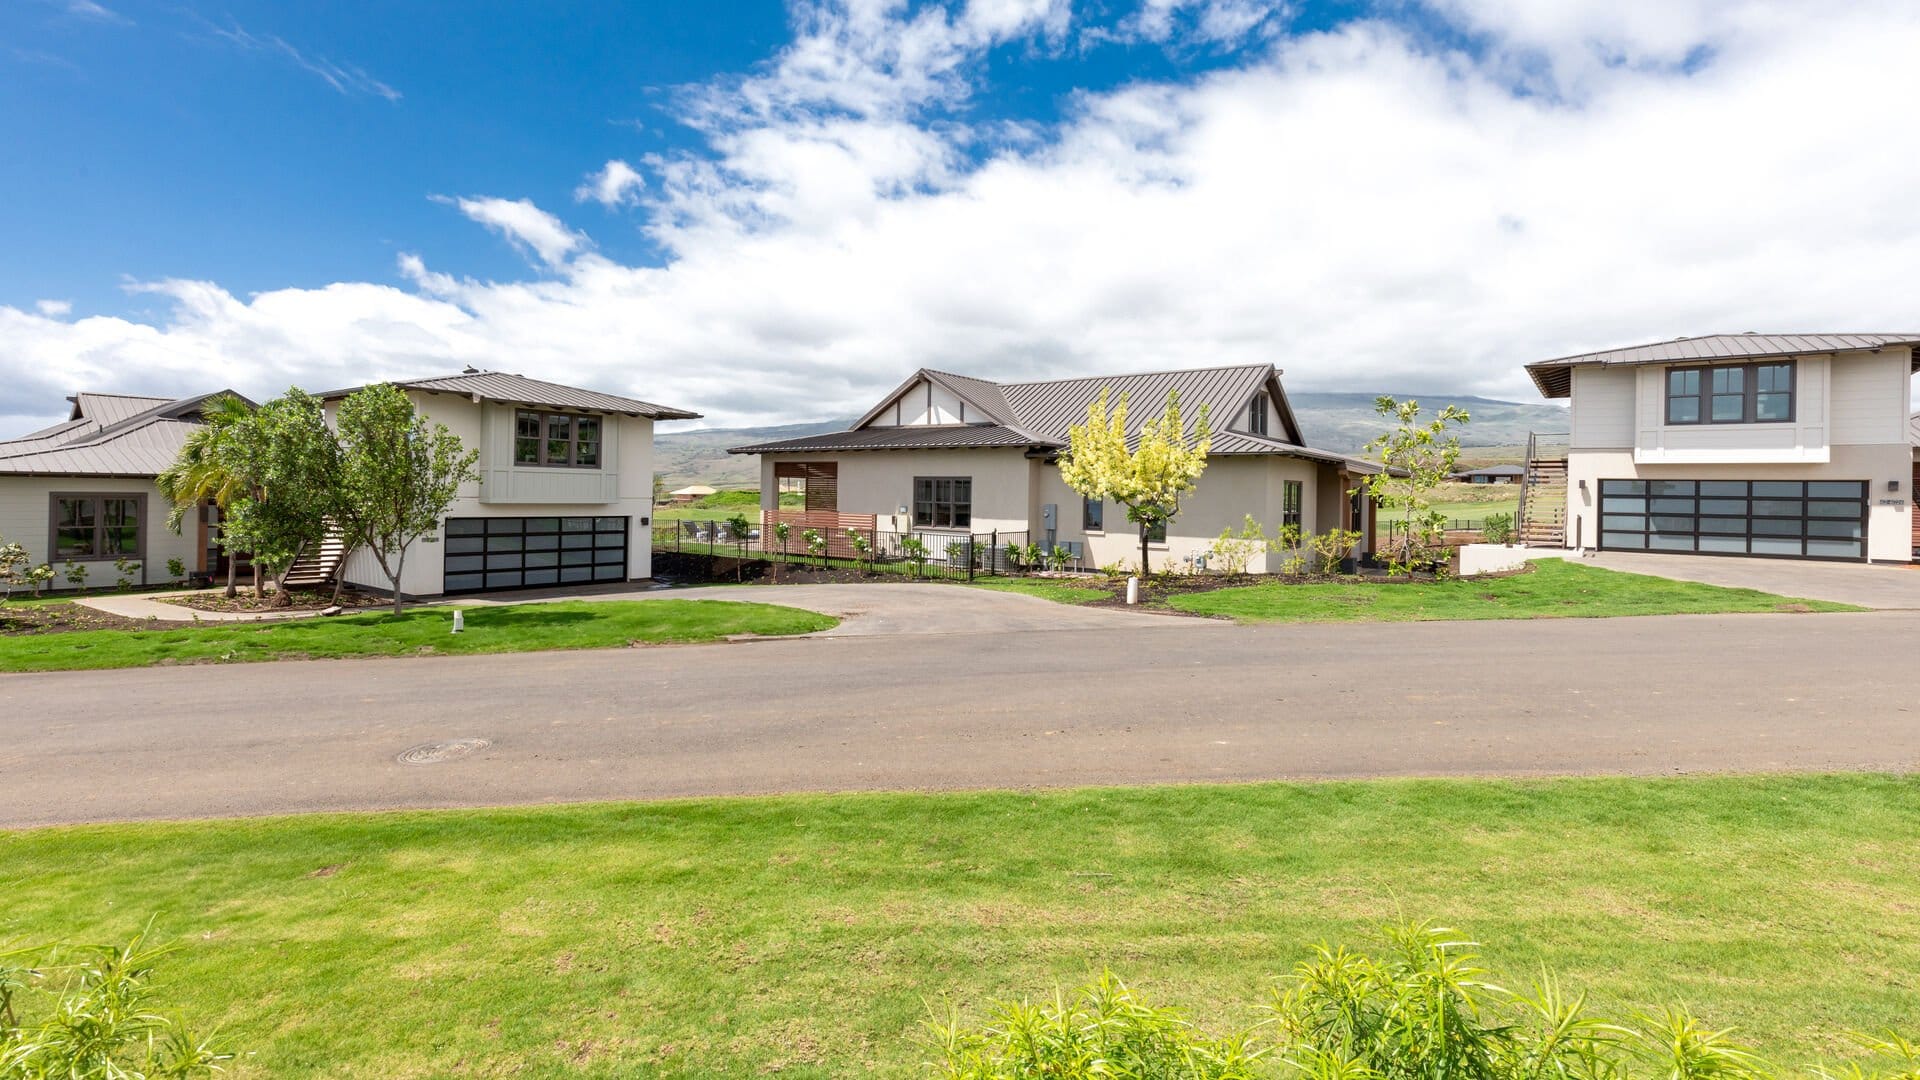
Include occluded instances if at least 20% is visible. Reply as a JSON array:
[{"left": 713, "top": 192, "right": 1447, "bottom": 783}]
[{"left": 155, "top": 394, "right": 254, "bottom": 598}]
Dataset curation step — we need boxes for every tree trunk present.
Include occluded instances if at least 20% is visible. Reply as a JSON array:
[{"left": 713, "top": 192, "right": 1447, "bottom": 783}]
[
  {"left": 389, "top": 548, "right": 407, "bottom": 616},
  {"left": 1139, "top": 524, "right": 1150, "bottom": 576},
  {"left": 251, "top": 557, "right": 263, "bottom": 600},
  {"left": 224, "top": 557, "right": 238, "bottom": 599}
]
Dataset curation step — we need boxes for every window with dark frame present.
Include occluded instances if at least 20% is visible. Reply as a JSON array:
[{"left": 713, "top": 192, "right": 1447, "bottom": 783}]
[
  {"left": 1083, "top": 494, "right": 1103, "bottom": 531},
  {"left": 1282, "top": 480, "right": 1303, "bottom": 530},
  {"left": 1144, "top": 514, "right": 1168, "bottom": 544},
  {"left": 1665, "top": 361, "right": 1793, "bottom": 425},
  {"left": 51, "top": 494, "right": 142, "bottom": 561},
  {"left": 912, "top": 476, "right": 971, "bottom": 528},
  {"left": 513, "top": 409, "right": 604, "bottom": 467},
  {"left": 1248, "top": 392, "right": 1269, "bottom": 436}
]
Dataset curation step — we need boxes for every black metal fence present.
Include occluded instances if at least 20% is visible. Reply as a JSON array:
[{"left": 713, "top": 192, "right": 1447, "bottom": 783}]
[{"left": 651, "top": 520, "right": 1089, "bottom": 582}]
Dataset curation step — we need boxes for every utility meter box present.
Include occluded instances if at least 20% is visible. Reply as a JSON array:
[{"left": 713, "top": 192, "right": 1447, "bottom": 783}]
[{"left": 1040, "top": 503, "right": 1057, "bottom": 529}]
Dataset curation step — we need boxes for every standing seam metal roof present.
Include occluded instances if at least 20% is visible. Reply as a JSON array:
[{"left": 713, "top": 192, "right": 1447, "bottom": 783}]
[
  {"left": 0, "top": 392, "right": 248, "bottom": 477},
  {"left": 1526, "top": 333, "right": 1920, "bottom": 398},
  {"left": 322, "top": 371, "right": 701, "bottom": 419}
]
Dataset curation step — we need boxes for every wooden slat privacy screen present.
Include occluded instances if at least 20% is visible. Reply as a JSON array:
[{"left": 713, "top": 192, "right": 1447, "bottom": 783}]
[{"left": 774, "top": 462, "right": 839, "bottom": 511}]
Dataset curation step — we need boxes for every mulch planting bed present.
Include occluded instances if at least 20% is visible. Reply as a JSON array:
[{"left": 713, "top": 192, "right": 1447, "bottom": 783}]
[
  {"left": 160, "top": 588, "right": 385, "bottom": 613},
  {"left": 0, "top": 602, "right": 159, "bottom": 636}
]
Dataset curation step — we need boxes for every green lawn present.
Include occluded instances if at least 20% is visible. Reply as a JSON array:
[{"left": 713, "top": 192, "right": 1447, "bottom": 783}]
[
  {"left": 1171, "top": 558, "right": 1859, "bottom": 622},
  {"left": 0, "top": 599, "right": 835, "bottom": 672},
  {"left": 4, "top": 776, "right": 1918, "bottom": 1077},
  {"left": 965, "top": 578, "right": 1110, "bottom": 604}
]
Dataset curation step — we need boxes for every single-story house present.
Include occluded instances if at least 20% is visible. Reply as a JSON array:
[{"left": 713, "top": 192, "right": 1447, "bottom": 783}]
[
  {"left": 1525, "top": 332, "right": 1918, "bottom": 562},
  {"left": 667, "top": 484, "right": 717, "bottom": 504},
  {"left": 0, "top": 390, "right": 253, "bottom": 588},
  {"left": 1, "top": 372, "right": 698, "bottom": 596},
  {"left": 727, "top": 364, "right": 1382, "bottom": 573},
  {"left": 317, "top": 371, "right": 699, "bottom": 596},
  {"left": 1451, "top": 465, "right": 1524, "bottom": 484}
]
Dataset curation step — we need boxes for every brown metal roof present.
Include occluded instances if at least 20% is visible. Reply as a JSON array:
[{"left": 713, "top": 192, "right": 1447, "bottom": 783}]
[
  {"left": 730, "top": 424, "right": 1042, "bottom": 454},
  {"left": 730, "top": 362, "right": 1365, "bottom": 467},
  {"left": 1526, "top": 333, "right": 1920, "bottom": 398},
  {"left": 0, "top": 390, "right": 250, "bottom": 477},
  {"left": 322, "top": 371, "right": 701, "bottom": 420}
]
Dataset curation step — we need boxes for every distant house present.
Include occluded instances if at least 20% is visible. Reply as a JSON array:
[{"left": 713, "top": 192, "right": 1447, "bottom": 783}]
[
  {"left": 0, "top": 391, "right": 255, "bottom": 589},
  {"left": 1451, "top": 465, "right": 1524, "bottom": 485},
  {"left": 667, "top": 484, "right": 717, "bottom": 504},
  {"left": 727, "top": 364, "right": 1381, "bottom": 573},
  {"left": 1524, "top": 333, "right": 1917, "bottom": 562}
]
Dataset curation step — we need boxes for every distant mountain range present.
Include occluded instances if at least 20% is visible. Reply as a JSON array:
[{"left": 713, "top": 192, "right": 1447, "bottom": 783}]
[{"left": 654, "top": 392, "right": 1566, "bottom": 488}]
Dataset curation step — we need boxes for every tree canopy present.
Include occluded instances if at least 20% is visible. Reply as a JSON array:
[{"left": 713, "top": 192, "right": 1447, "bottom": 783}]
[{"left": 1059, "top": 388, "right": 1211, "bottom": 574}]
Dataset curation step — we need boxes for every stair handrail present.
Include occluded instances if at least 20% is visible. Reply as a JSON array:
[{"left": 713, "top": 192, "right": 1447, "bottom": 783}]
[{"left": 1515, "top": 431, "right": 1537, "bottom": 545}]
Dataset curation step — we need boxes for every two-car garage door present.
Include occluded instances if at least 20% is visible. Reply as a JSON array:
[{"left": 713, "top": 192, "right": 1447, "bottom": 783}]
[
  {"left": 443, "top": 516, "right": 629, "bottom": 594},
  {"left": 1597, "top": 479, "right": 1867, "bottom": 561}
]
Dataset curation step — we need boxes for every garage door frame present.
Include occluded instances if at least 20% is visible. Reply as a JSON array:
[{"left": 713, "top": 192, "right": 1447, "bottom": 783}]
[
  {"left": 443, "top": 515, "right": 629, "bottom": 594},
  {"left": 1596, "top": 479, "right": 1868, "bottom": 562}
]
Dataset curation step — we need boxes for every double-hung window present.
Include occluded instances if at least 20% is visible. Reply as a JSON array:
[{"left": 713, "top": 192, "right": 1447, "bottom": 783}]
[
  {"left": 514, "top": 410, "right": 603, "bottom": 467},
  {"left": 912, "top": 477, "right": 971, "bottom": 528},
  {"left": 1666, "top": 361, "right": 1793, "bottom": 425},
  {"left": 1248, "top": 393, "right": 1269, "bottom": 436},
  {"left": 1083, "top": 495, "right": 1103, "bottom": 532},
  {"left": 1282, "top": 480, "right": 1303, "bottom": 531},
  {"left": 51, "top": 494, "right": 143, "bottom": 561}
]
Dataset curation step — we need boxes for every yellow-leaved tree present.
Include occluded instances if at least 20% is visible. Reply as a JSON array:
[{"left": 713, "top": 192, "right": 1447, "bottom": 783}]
[{"left": 1060, "top": 388, "right": 1211, "bottom": 574}]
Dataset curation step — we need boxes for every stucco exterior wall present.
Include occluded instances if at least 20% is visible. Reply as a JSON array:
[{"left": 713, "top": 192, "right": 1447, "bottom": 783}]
[
  {"left": 333, "top": 390, "right": 658, "bottom": 597},
  {"left": 758, "top": 448, "right": 1340, "bottom": 573},
  {"left": 1563, "top": 443, "right": 1911, "bottom": 562},
  {"left": 0, "top": 476, "right": 200, "bottom": 591}
]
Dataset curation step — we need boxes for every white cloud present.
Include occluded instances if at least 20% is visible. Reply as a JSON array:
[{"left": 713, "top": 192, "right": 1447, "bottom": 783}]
[
  {"left": 575, "top": 160, "right": 648, "bottom": 208},
  {"left": 34, "top": 299, "right": 71, "bottom": 317},
  {"left": 1103, "top": 0, "right": 1287, "bottom": 46},
  {"left": 438, "top": 195, "right": 588, "bottom": 268},
  {"left": 6, "top": 0, "right": 1920, "bottom": 438},
  {"left": 61, "top": 0, "right": 128, "bottom": 23},
  {"left": 205, "top": 18, "right": 400, "bottom": 101}
]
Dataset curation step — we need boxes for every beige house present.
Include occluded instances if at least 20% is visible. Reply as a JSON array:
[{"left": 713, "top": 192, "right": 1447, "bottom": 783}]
[
  {"left": 0, "top": 391, "right": 250, "bottom": 589},
  {"left": 317, "top": 371, "right": 698, "bottom": 597},
  {"left": 728, "top": 364, "right": 1381, "bottom": 573},
  {"left": 1524, "top": 333, "right": 1918, "bottom": 563}
]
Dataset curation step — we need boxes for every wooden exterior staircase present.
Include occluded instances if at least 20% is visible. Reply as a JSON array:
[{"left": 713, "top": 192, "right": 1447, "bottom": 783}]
[
  {"left": 1515, "top": 432, "right": 1570, "bottom": 548},
  {"left": 282, "top": 526, "right": 350, "bottom": 589}
]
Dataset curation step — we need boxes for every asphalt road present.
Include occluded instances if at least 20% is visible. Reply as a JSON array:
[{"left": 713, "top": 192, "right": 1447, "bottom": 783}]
[{"left": 5, "top": 608, "right": 1917, "bottom": 827}]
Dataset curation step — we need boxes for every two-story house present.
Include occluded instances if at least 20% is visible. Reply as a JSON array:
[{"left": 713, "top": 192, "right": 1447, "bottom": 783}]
[
  {"left": 727, "top": 363, "right": 1383, "bottom": 573},
  {"left": 318, "top": 371, "right": 699, "bottom": 596},
  {"left": 1525, "top": 333, "right": 1918, "bottom": 563}
]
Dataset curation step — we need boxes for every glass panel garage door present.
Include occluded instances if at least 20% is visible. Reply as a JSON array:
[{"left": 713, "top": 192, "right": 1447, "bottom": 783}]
[
  {"left": 1597, "top": 480, "right": 1866, "bottom": 561},
  {"left": 443, "top": 516, "right": 628, "bottom": 593}
]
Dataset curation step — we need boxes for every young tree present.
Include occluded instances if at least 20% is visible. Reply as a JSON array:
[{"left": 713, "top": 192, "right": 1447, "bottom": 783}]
[
  {"left": 332, "top": 383, "right": 479, "bottom": 615},
  {"left": 155, "top": 393, "right": 255, "bottom": 597},
  {"left": 0, "top": 537, "right": 29, "bottom": 602},
  {"left": 219, "top": 389, "right": 340, "bottom": 603},
  {"left": 1356, "top": 396, "right": 1470, "bottom": 575},
  {"left": 1059, "top": 388, "right": 1211, "bottom": 574}
]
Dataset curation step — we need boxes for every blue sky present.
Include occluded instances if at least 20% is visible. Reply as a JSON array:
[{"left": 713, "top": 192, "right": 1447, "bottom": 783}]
[{"left": 3, "top": 0, "right": 1918, "bottom": 436}]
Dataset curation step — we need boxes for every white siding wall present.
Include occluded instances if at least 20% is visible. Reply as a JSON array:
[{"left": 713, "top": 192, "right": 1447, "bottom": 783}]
[
  {"left": 334, "top": 391, "right": 657, "bottom": 597},
  {"left": 865, "top": 379, "right": 968, "bottom": 427},
  {"left": 1829, "top": 349, "right": 1911, "bottom": 446},
  {"left": 757, "top": 448, "right": 1033, "bottom": 535},
  {"left": 1570, "top": 367, "right": 1634, "bottom": 449},
  {"left": 0, "top": 476, "right": 200, "bottom": 591}
]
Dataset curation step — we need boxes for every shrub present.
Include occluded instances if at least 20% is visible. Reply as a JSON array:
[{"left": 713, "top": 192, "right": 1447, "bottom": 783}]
[
  {"left": 1044, "top": 545, "right": 1073, "bottom": 572},
  {"left": 934, "top": 923, "right": 1920, "bottom": 1080},
  {"left": 0, "top": 539, "right": 28, "bottom": 601},
  {"left": 1211, "top": 516, "right": 1271, "bottom": 576},
  {"left": 0, "top": 928, "right": 235, "bottom": 1078},
  {"left": 899, "top": 536, "right": 930, "bottom": 578},
  {"left": 1308, "top": 528, "right": 1364, "bottom": 574},
  {"left": 846, "top": 528, "right": 872, "bottom": 570},
  {"left": 725, "top": 513, "right": 753, "bottom": 544},
  {"left": 63, "top": 561, "right": 88, "bottom": 592},
  {"left": 930, "top": 971, "right": 1266, "bottom": 1080},
  {"left": 114, "top": 557, "right": 140, "bottom": 591},
  {"left": 166, "top": 557, "right": 188, "bottom": 585},
  {"left": 802, "top": 529, "right": 827, "bottom": 567},
  {"left": 1482, "top": 512, "right": 1515, "bottom": 546}
]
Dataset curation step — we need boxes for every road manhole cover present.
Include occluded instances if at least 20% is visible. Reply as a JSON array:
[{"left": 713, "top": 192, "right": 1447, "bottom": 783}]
[{"left": 396, "top": 738, "right": 492, "bottom": 765}]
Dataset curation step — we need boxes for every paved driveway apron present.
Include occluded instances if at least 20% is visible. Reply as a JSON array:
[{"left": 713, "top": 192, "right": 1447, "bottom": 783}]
[{"left": 1583, "top": 552, "right": 1920, "bottom": 609}]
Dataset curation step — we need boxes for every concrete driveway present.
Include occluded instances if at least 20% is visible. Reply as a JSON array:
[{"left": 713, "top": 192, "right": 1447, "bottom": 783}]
[
  {"left": 1583, "top": 552, "right": 1920, "bottom": 609},
  {"left": 5, "top": 608, "right": 1917, "bottom": 827}
]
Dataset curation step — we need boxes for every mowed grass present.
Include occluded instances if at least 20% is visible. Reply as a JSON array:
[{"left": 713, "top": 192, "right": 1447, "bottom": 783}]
[
  {"left": 1172, "top": 558, "right": 1860, "bottom": 622},
  {"left": 5, "top": 776, "right": 1919, "bottom": 1078},
  {"left": 0, "top": 599, "right": 835, "bottom": 672},
  {"left": 967, "top": 577, "right": 1110, "bottom": 604}
]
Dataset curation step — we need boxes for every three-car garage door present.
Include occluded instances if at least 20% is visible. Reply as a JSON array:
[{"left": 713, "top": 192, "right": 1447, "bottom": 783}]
[
  {"left": 1597, "top": 479, "right": 1867, "bottom": 561},
  {"left": 443, "top": 516, "right": 629, "bottom": 594}
]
